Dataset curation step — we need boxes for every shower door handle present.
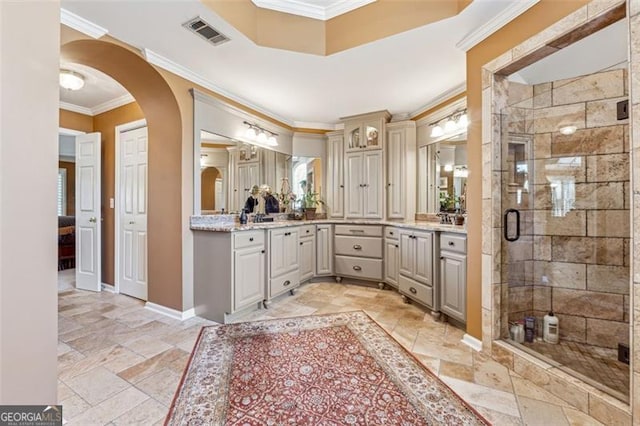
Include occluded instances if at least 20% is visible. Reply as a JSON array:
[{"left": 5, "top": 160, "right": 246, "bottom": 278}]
[{"left": 504, "top": 209, "right": 520, "bottom": 242}]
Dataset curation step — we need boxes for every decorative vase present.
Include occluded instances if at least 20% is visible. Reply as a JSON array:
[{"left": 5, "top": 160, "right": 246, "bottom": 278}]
[{"left": 304, "top": 208, "right": 316, "bottom": 220}]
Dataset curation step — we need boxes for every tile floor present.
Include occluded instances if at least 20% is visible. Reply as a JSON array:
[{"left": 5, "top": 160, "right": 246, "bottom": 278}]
[{"left": 58, "top": 271, "right": 605, "bottom": 425}]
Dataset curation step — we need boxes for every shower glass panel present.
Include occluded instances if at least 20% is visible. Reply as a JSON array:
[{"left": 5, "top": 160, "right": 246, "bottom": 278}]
[{"left": 501, "top": 68, "right": 630, "bottom": 401}]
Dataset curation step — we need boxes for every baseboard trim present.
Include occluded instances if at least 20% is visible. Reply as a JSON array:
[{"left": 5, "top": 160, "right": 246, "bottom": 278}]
[
  {"left": 144, "top": 302, "right": 196, "bottom": 321},
  {"left": 101, "top": 283, "right": 116, "bottom": 293},
  {"left": 462, "top": 334, "right": 482, "bottom": 352}
]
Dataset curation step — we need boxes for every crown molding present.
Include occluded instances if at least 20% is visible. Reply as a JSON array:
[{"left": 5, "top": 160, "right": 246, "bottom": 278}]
[
  {"left": 91, "top": 94, "right": 135, "bottom": 115},
  {"left": 145, "top": 48, "right": 295, "bottom": 127},
  {"left": 60, "top": 101, "right": 93, "bottom": 116},
  {"left": 60, "top": 8, "right": 108, "bottom": 39},
  {"left": 410, "top": 83, "right": 466, "bottom": 120},
  {"left": 293, "top": 121, "right": 339, "bottom": 131},
  {"left": 251, "top": 0, "right": 375, "bottom": 21},
  {"left": 455, "top": 0, "right": 540, "bottom": 52}
]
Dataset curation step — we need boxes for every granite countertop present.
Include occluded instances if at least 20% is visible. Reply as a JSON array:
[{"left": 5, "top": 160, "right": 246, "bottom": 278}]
[{"left": 190, "top": 215, "right": 467, "bottom": 234}]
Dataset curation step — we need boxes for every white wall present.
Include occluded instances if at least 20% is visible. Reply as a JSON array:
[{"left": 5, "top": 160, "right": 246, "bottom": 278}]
[{"left": 0, "top": 1, "right": 60, "bottom": 404}]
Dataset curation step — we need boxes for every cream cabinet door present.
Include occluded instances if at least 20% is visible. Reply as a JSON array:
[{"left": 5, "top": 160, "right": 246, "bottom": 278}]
[
  {"left": 345, "top": 152, "right": 364, "bottom": 218},
  {"left": 414, "top": 231, "right": 433, "bottom": 286},
  {"left": 327, "top": 135, "right": 344, "bottom": 218},
  {"left": 299, "top": 237, "right": 315, "bottom": 282},
  {"left": 234, "top": 246, "right": 265, "bottom": 311},
  {"left": 440, "top": 251, "right": 467, "bottom": 322},
  {"left": 315, "top": 224, "right": 333, "bottom": 276},
  {"left": 384, "top": 239, "right": 399, "bottom": 287},
  {"left": 270, "top": 228, "right": 299, "bottom": 278},
  {"left": 386, "top": 128, "right": 404, "bottom": 219},
  {"left": 398, "top": 231, "right": 414, "bottom": 277},
  {"left": 363, "top": 150, "right": 383, "bottom": 219}
]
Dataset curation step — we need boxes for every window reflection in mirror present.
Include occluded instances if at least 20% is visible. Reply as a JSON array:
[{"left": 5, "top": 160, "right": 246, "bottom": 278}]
[
  {"left": 426, "top": 132, "right": 468, "bottom": 213},
  {"left": 291, "top": 157, "right": 323, "bottom": 210}
]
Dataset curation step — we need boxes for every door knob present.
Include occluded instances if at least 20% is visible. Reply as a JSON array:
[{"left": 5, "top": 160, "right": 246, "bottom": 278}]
[
  {"left": 89, "top": 217, "right": 97, "bottom": 223},
  {"left": 129, "top": 221, "right": 135, "bottom": 225}
]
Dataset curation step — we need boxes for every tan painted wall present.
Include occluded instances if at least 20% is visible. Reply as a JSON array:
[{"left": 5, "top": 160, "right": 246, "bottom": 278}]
[
  {"left": 59, "top": 161, "right": 75, "bottom": 216},
  {"left": 60, "top": 109, "right": 93, "bottom": 133},
  {"left": 465, "top": 0, "right": 590, "bottom": 339},
  {"left": 201, "top": 167, "right": 220, "bottom": 210},
  {"left": 92, "top": 102, "right": 145, "bottom": 286}
]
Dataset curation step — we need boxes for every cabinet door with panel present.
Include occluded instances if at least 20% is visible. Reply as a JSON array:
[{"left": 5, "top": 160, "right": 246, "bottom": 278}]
[
  {"left": 316, "top": 224, "right": 333, "bottom": 276},
  {"left": 345, "top": 152, "right": 364, "bottom": 217},
  {"left": 414, "top": 231, "right": 433, "bottom": 286},
  {"left": 269, "top": 228, "right": 299, "bottom": 278},
  {"left": 299, "top": 237, "right": 315, "bottom": 282},
  {"left": 326, "top": 134, "right": 344, "bottom": 217},
  {"left": 384, "top": 239, "right": 399, "bottom": 287},
  {"left": 363, "top": 150, "right": 383, "bottom": 218},
  {"left": 398, "top": 231, "right": 415, "bottom": 277},
  {"left": 440, "top": 251, "right": 467, "bottom": 322},
  {"left": 234, "top": 246, "right": 265, "bottom": 311}
]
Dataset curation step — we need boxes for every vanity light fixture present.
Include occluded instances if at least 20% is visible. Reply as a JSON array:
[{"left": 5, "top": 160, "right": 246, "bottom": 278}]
[
  {"left": 559, "top": 125, "right": 577, "bottom": 135},
  {"left": 444, "top": 164, "right": 454, "bottom": 172},
  {"left": 429, "top": 109, "right": 468, "bottom": 138},
  {"left": 243, "top": 121, "right": 278, "bottom": 146},
  {"left": 59, "top": 69, "right": 85, "bottom": 91}
]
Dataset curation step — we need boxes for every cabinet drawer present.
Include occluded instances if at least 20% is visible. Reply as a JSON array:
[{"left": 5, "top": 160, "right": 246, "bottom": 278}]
[
  {"left": 385, "top": 227, "right": 399, "bottom": 240},
  {"left": 440, "top": 233, "right": 466, "bottom": 254},
  {"left": 299, "top": 225, "right": 316, "bottom": 238},
  {"left": 335, "top": 255, "right": 382, "bottom": 280},
  {"left": 399, "top": 275, "right": 433, "bottom": 309},
  {"left": 269, "top": 269, "right": 300, "bottom": 299},
  {"left": 334, "top": 235, "right": 382, "bottom": 258},
  {"left": 234, "top": 231, "right": 264, "bottom": 249},
  {"left": 334, "top": 224, "right": 382, "bottom": 237}
]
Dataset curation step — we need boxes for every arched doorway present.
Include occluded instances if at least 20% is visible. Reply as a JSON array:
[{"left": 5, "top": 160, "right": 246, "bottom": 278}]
[{"left": 61, "top": 39, "right": 184, "bottom": 311}]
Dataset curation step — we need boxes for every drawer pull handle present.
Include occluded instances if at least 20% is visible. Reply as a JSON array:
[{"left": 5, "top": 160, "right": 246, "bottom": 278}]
[
  {"left": 353, "top": 266, "right": 362, "bottom": 271},
  {"left": 283, "top": 280, "right": 291, "bottom": 287},
  {"left": 390, "top": 232, "right": 394, "bottom": 235},
  {"left": 306, "top": 230, "right": 310, "bottom": 233},
  {"left": 249, "top": 237, "right": 254, "bottom": 242},
  {"left": 353, "top": 244, "right": 362, "bottom": 250},
  {"left": 349, "top": 230, "right": 365, "bottom": 233},
  {"left": 448, "top": 241, "right": 455, "bottom": 246},
  {"left": 409, "top": 287, "right": 417, "bottom": 294}
]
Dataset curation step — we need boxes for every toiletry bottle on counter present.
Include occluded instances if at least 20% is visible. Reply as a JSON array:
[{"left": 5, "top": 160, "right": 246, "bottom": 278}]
[
  {"left": 239, "top": 209, "right": 248, "bottom": 225},
  {"left": 543, "top": 312, "right": 559, "bottom": 344}
]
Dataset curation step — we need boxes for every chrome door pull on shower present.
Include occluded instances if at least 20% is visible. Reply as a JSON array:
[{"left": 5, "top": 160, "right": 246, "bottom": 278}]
[{"left": 504, "top": 208, "right": 520, "bottom": 242}]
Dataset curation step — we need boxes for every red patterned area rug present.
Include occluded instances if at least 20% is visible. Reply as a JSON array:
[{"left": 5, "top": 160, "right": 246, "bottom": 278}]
[{"left": 166, "top": 311, "right": 489, "bottom": 425}]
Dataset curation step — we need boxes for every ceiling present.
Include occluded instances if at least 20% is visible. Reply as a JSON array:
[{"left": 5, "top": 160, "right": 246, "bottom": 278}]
[
  {"left": 59, "top": 62, "right": 131, "bottom": 115},
  {"left": 60, "top": 0, "right": 530, "bottom": 125}
]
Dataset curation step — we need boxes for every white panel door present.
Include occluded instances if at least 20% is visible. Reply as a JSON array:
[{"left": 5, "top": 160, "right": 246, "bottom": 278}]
[
  {"left": 119, "top": 126, "right": 148, "bottom": 300},
  {"left": 75, "top": 133, "right": 102, "bottom": 292},
  {"left": 414, "top": 232, "right": 433, "bottom": 286},
  {"left": 315, "top": 225, "right": 333, "bottom": 276},
  {"left": 398, "top": 232, "right": 414, "bottom": 278},
  {"left": 298, "top": 237, "right": 315, "bottom": 282},
  {"left": 327, "top": 135, "right": 344, "bottom": 217},
  {"left": 234, "top": 246, "right": 265, "bottom": 311},
  {"left": 363, "top": 150, "right": 383, "bottom": 219},
  {"left": 345, "top": 152, "right": 363, "bottom": 218}
]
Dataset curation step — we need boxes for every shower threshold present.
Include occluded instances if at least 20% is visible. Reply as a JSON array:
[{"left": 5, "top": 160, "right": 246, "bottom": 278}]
[{"left": 506, "top": 338, "right": 629, "bottom": 402}]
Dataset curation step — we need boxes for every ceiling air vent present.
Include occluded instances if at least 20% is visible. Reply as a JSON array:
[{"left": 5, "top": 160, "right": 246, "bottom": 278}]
[{"left": 183, "top": 17, "right": 230, "bottom": 46}]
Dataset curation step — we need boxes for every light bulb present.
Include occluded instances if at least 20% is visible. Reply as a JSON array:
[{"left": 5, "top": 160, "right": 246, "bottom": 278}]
[
  {"left": 257, "top": 131, "right": 267, "bottom": 143},
  {"left": 444, "top": 118, "right": 456, "bottom": 133},
  {"left": 267, "top": 135, "right": 278, "bottom": 146},
  {"left": 444, "top": 164, "right": 453, "bottom": 172},
  {"left": 245, "top": 127, "right": 257, "bottom": 139},
  {"left": 458, "top": 113, "right": 468, "bottom": 128},
  {"left": 430, "top": 125, "right": 444, "bottom": 138}
]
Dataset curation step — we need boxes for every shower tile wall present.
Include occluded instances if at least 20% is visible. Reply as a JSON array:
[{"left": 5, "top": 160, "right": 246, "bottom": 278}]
[{"left": 505, "top": 69, "right": 629, "bottom": 349}]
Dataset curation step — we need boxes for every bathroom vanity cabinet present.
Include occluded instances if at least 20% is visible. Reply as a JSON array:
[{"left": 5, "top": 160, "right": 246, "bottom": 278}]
[
  {"left": 298, "top": 225, "right": 316, "bottom": 283},
  {"left": 268, "top": 227, "right": 300, "bottom": 301},
  {"left": 334, "top": 224, "right": 384, "bottom": 284},
  {"left": 193, "top": 230, "right": 265, "bottom": 323},
  {"left": 315, "top": 224, "right": 333, "bottom": 276},
  {"left": 384, "top": 227, "right": 400, "bottom": 288},
  {"left": 398, "top": 229, "right": 437, "bottom": 311}
]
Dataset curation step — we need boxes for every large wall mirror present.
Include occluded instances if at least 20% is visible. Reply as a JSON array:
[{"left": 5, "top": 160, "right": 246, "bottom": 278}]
[
  {"left": 417, "top": 99, "right": 468, "bottom": 214},
  {"left": 193, "top": 89, "right": 295, "bottom": 214}
]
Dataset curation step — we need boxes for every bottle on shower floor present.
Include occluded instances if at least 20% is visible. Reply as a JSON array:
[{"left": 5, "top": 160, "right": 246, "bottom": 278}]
[{"left": 543, "top": 312, "right": 559, "bottom": 344}]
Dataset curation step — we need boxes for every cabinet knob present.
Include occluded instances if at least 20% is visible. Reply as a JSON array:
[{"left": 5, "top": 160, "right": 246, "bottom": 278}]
[
  {"left": 440, "top": 256, "right": 444, "bottom": 260},
  {"left": 249, "top": 237, "right": 254, "bottom": 242},
  {"left": 261, "top": 250, "right": 265, "bottom": 254},
  {"left": 353, "top": 265, "right": 362, "bottom": 271},
  {"left": 387, "top": 183, "right": 391, "bottom": 187},
  {"left": 390, "top": 231, "right": 394, "bottom": 235},
  {"left": 306, "top": 230, "right": 310, "bottom": 233},
  {"left": 409, "top": 287, "right": 417, "bottom": 294},
  {"left": 283, "top": 280, "right": 291, "bottom": 287},
  {"left": 300, "top": 242, "right": 303, "bottom": 246},
  {"left": 353, "top": 244, "right": 362, "bottom": 250},
  {"left": 395, "top": 244, "right": 399, "bottom": 248},
  {"left": 448, "top": 241, "right": 455, "bottom": 246},
  {"left": 339, "top": 185, "right": 344, "bottom": 188}
]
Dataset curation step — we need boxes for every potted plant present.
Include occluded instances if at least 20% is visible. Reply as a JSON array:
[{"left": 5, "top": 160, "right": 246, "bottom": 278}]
[{"left": 302, "top": 191, "right": 324, "bottom": 220}]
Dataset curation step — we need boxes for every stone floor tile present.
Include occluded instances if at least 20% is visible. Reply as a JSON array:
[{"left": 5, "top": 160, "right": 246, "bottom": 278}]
[
  {"left": 60, "top": 394, "right": 92, "bottom": 420},
  {"left": 65, "top": 387, "right": 149, "bottom": 426},
  {"left": 439, "top": 360, "right": 476, "bottom": 382},
  {"left": 511, "top": 375, "right": 571, "bottom": 407},
  {"left": 473, "top": 356, "right": 514, "bottom": 393},
  {"left": 563, "top": 406, "right": 606, "bottom": 426},
  {"left": 474, "top": 406, "right": 523, "bottom": 425},
  {"left": 122, "top": 335, "right": 173, "bottom": 359},
  {"left": 440, "top": 376, "right": 521, "bottom": 417},
  {"left": 111, "top": 398, "right": 168, "bottom": 426},
  {"left": 134, "top": 369, "right": 182, "bottom": 406},
  {"left": 517, "top": 396, "right": 569, "bottom": 426},
  {"left": 64, "top": 366, "right": 131, "bottom": 405},
  {"left": 58, "top": 380, "right": 75, "bottom": 402}
]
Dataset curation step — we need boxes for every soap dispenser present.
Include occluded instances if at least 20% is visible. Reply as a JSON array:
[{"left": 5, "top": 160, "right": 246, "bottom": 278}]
[
  {"left": 239, "top": 209, "right": 248, "bottom": 225},
  {"left": 543, "top": 312, "right": 559, "bottom": 344}
]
